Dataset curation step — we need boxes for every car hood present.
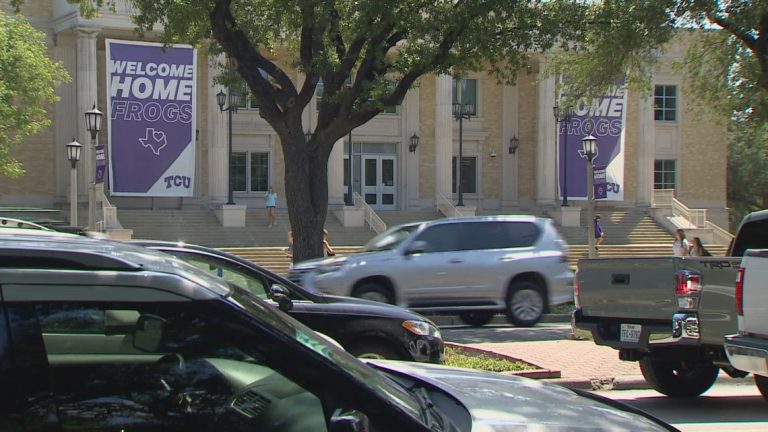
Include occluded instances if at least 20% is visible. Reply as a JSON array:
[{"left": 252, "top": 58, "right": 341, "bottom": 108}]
[
  {"left": 367, "top": 361, "right": 672, "bottom": 432},
  {"left": 313, "top": 293, "right": 433, "bottom": 322}
]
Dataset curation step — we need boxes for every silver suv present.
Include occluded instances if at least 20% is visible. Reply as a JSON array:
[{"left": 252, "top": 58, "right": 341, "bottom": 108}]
[{"left": 289, "top": 215, "right": 574, "bottom": 327}]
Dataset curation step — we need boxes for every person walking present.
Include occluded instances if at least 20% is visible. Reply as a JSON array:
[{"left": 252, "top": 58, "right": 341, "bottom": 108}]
[
  {"left": 265, "top": 186, "right": 277, "bottom": 227},
  {"left": 593, "top": 215, "right": 604, "bottom": 252},
  {"left": 283, "top": 231, "right": 293, "bottom": 258},
  {"left": 673, "top": 229, "right": 690, "bottom": 256},
  {"left": 322, "top": 229, "right": 336, "bottom": 257},
  {"left": 690, "top": 237, "right": 712, "bottom": 257}
]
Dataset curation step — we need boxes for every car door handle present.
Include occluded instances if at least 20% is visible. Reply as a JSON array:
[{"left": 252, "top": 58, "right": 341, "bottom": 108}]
[
  {"left": 449, "top": 259, "right": 464, "bottom": 264},
  {"left": 611, "top": 274, "right": 630, "bottom": 285}
]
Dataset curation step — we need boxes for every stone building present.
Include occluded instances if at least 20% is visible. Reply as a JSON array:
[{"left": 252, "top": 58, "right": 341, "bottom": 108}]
[{"left": 0, "top": 2, "right": 728, "bottom": 232}]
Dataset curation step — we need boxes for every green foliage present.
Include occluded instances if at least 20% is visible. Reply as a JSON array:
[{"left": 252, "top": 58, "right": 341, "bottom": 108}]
[
  {"left": 727, "top": 124, "right": 768, "bottom": 227},
  {"left": 0, "top": 10, "right": 70, "bottom": 178},
  {"left": 443, "top": 346, "right": 536, "bottom": 373}
]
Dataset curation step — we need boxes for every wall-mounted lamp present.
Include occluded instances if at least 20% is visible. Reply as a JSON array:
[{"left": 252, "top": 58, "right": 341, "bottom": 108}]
[
  {"left": 409, "top": 133, "right": 420, "bottom": 153},
  {"left": 490, "top": 148, "right": 497, "bottom": 158},
  {"left": 305, "top": 130, "right": 313, "bottom": 142},
  {"left": 509, "top": 135, "right": 519, "bottom": 154}
]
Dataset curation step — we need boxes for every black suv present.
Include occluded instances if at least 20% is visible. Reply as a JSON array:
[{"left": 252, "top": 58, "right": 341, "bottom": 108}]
[{"left": 128, "top": 240, "right": 443, "bottom": 362}]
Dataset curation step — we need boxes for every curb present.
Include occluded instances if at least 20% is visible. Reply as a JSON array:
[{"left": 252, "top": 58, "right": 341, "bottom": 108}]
[
  {"left": 430, "top": 313, "right": 571, "bottom": 327},
  {"left": 446, "top": 342, "right": 561, "bottom": 379}
]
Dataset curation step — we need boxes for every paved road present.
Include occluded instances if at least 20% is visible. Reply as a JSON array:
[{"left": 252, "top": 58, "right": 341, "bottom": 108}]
[{"left": 596, "top": 381, "right": 768, "bottom": 431}]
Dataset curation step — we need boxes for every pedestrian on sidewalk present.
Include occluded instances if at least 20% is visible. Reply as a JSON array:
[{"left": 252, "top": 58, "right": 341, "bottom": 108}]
[
  {"left": 283, "top": 231, "right": 293, "bottom": 258},
  {"left": 323, "top": 229, "right": 336, "bottom": 257},
  {"left": 690, "top": 237, "right": 711, "bottom": 257},
  {"left": 673, "top": 229, "right": 690, "bottom": 256},
  {"left": 265, "top": 185, "right": 277, "bottom": 227},
  {"left": 593, "top": 215, "right": 604, "bottom": 252}
]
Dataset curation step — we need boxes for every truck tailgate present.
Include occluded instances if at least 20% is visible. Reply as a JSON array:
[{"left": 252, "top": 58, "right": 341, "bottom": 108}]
[
  {"left": 577, "top": 257, "right": 678, "bottom": 320},
  {"left": 741, "top": 250, "right": 768, "bottom": 338}
]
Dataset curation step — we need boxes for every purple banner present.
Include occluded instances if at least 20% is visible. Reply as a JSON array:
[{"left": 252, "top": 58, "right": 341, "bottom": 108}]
[
  {"left": 95, "top": 144, "right": 106, "bottom": 184},
  {"left": 106, "top": 40, "right": 197, "bottom": 196},
  {"left": 593, "top": 165, "right": 607, "bottom": 199},
  {"left": 558, "top": 86, "right": 626, "bottom": 201}
]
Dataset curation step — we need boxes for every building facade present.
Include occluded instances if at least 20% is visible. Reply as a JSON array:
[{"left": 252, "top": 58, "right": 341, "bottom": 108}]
[{"left": 1, "top": 2, "right": 729, "bottom": 228}]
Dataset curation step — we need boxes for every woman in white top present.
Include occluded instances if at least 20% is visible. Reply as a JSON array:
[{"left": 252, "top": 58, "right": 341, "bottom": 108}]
[{"left": 673, "top": 229, "right": 690, "bottom": 256}]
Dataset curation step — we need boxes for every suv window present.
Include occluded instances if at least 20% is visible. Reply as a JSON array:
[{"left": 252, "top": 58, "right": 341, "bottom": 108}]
[
  {"left": 171, "top": 252, "right": 269, "bottom": 298},
  {"left": 457, "top": 221, "right": 540, "bottom": 250},
  {"left": 414, "top": 224, "right": 461, "bottom": 253}
]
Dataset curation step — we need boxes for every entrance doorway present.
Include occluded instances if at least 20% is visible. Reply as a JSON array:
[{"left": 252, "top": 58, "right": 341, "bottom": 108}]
[{"left": 361, "top": 156, "right": 396, "bottom": 210}]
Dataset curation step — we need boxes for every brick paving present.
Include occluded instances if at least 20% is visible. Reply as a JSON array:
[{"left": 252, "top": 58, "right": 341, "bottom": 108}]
[{"left": 470, "top": 339, "right": 645, "bottom": 389}]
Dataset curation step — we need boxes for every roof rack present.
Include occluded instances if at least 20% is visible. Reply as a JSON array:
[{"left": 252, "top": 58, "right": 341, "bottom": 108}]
[{"left": 0, "top": 217, "right": 52, "bottom": 231}]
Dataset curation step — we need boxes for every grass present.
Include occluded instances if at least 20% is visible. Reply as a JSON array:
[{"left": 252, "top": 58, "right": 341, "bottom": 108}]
[
  {"left": 442, "top": 346, "right": 537, "bottom": 373},
  {"left": 549, "top": 302, "right": 575, "bottom": 315}
]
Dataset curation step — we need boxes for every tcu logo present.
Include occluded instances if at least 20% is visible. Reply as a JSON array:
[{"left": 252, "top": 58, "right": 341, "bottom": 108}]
[
  {"left": 606, "top": 183, "right": 621, "bottom": 193},
  {"left": 163, "top": 175, "right": 191, "bottom": 189}
]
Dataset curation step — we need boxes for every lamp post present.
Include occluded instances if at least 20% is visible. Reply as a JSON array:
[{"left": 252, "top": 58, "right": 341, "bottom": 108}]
[
  {"left": 345, "top": 129, "right": 354, "bottom": 206},
  {"left": 66, "top": 139, "right": 82, "bottom": 227},
  {"left": 452, "top": 102, "right": 474, "bottom": 206},
  {"left": 84, "top": 104, "right": 103, "bottom": 231},
  {"left": 217, "top": 87, "right": 241, "bottom": 205},
  {"left": 553, "top": 105, "right": 573, "bottom": 206},
  {"left": 582, "top": 135, "right": 598, "bottom": 258}
]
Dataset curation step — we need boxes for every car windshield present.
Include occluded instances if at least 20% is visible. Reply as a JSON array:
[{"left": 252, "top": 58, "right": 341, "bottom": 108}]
[
  {"left": 225, "top": 285, "right": 424, "bottom": 420},
  {"left": 361, "top": 224, "right": 420, "bottom": 252}
]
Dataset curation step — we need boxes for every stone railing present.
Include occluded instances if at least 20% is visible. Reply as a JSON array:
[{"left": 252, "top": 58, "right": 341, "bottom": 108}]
[
  {"left": 436, "top": 194, "right": 474, "bottom": 218},
  {"left": 353, "top": 193, "right": 387, "bottom": 234},
  {"left": 651, "top": 189, "right": 733, "bottom": 246}
]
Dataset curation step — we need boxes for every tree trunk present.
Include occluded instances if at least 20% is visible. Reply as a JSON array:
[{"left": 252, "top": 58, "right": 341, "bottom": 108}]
[{"left": 282, "top": 133, "right": 330, "bottom": 263}]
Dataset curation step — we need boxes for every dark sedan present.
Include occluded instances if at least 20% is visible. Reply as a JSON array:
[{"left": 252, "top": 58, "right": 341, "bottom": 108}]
[{"left": 128, "top": 240, "right": 443, "bottom": 363}]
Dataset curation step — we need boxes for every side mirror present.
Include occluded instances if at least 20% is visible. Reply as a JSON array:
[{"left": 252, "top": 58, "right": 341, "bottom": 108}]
[
  {"left": 405, "top": 240, "right": 427, "bottom": 256},
  {"left": 329, "top": 408, "right": 370, "bottom": 432},
  {"left": 133, "top": 314, "right": 166, "bottom": 353},
  {"left": 269, "top": 284, "right": 294, "bottom": 311}
]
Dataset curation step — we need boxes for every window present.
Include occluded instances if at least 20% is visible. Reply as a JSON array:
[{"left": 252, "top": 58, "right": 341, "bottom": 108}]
[
  {"left": 414, "top": 224, "right": 461, "bottom": 253},
  {"left": 452, "top": 78, "right": 478, "bottom": 115},
  {"left": 452, "top": 156, "right": 477, "bottom": 194},
  {"left": 232, "top": 152, "right": 247, "bottom": 192},
  {"left": 458, "top": 222, "right": 541, "bottom": 251},
  {"left": 654, "top": 85, "right": 677, "bottom": 121},
  {"left": 168, "top": 252, "right": 269, "bottom": 298},
  {"left": 654, "top": 159, "right": 676, "bottom": 189},
  {"left": 230, "top": 151, "right": 270, "bottom": 193}
]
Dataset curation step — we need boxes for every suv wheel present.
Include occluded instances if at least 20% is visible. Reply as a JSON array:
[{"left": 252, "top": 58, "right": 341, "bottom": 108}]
[
  {"left": 352, "top": 282, "right": 394, "bottom": 304},
  {"left": 459, "top": 311, "right": 495, "bottom": 327},
  {"left": 347, "top": 341, "right": 403, "bottom": 360},
  {"left": 505, "top": 281, "right": 545, "bottom": 327}
]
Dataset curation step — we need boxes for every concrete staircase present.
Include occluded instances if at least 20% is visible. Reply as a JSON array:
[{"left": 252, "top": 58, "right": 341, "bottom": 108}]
[{"left": 553, "top": 209, "right": 675, "bottom": 246}]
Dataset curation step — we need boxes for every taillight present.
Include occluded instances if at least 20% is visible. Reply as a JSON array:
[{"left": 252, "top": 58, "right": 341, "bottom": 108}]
[
  {"left": 735, "top": 267, "right": 745, "bottom": 316},
  {"left": 675, "top": 270, "right": 702, "bottom": 310}
]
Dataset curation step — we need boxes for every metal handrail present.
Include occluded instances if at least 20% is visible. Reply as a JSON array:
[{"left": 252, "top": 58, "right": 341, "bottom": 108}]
[
  {"left": 353, "top": 193, "right": 387, "bottom": 234},
  {"left": 672, "top": 199, "right": 707, "bottom": 228}
]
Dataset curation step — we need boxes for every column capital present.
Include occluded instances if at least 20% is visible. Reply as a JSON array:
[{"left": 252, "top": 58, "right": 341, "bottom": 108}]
[{"left": 74, "top": 26, "right": 101, "bottom": 39}]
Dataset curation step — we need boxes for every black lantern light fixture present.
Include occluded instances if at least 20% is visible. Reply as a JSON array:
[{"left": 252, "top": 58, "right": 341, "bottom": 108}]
[
  {"left": 217, "top": 86, "right": 241, "bottom": 205},
  {"left": 509, "top": 135, "right": 519, "bottom": 155},
  {"left": 305, "top": 130, "right": 313, "bottom": 142},
  {"left": 409, "top": 133, "right": 420, "bottom": 153},
  {"left": 84, "top": 104, "right": 103, "bottom": 139},
  {"left": 66, "top": 138, "right": 83, "bottom": 167}
]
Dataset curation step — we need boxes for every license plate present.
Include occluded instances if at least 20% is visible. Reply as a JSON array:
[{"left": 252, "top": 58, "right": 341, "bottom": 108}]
[{"left": 620, "top": 324, "right": 642, "bottom": 343}]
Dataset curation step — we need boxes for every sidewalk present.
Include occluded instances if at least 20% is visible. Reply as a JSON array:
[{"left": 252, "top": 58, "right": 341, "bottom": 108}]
[{"left": 469, "top": 338, "right": 647, "bottom": 390}]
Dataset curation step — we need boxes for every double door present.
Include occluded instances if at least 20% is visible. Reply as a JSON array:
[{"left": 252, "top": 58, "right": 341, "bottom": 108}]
[{"left": 347, "top": 155, "right": 396, "bottom": 210}]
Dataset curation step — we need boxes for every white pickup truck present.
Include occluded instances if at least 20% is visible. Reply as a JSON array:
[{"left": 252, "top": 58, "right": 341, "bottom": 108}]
[{"left": 724, "top": 249, "right": 768, "bottom": 400}]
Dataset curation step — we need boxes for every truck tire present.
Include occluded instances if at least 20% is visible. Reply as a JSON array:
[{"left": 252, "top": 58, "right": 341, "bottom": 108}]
[
  {"left": 639, "top": 357, "right": 719, "bottom": 397},
  {"left": 352, "top": 282, "right": 394, "bottom": 304},
  {"left": 459, "top": 311, "right": 495, "bottom": 327},
  {"left": 505, "top": 281, "right": 545, "bottom": 327},
  {"left": 755, "top": 374, "right": 768, "bottom": 400}
]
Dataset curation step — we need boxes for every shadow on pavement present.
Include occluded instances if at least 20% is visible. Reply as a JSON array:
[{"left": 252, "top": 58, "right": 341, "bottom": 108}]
[{"left": 440, "top": 324, "right": 572, "bottom": 344}]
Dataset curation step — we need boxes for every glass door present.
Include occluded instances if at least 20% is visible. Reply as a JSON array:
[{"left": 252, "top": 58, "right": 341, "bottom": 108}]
[{"left": 362, "top": 156, "right": 396, "bottom": 210}]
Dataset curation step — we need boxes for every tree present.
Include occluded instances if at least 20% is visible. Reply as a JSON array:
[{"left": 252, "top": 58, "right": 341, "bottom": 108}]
[
  {"left": 0, "top": 9, "right": 70, "bottom": 178},
  {"left": 57, "top": 0, "right": 675, "bottom": 262}
]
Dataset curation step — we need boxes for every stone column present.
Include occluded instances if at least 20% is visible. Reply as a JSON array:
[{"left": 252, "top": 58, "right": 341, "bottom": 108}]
[
  {"left": 536, "top": 58, "right": 557, "bottom": 205},
  {"left": 75, "top": 27, "right": 100, "bottom": 229},
  {"left": 328, "top": 138, "right": 345, "bottom": 206},
  {"left": 501, "top": 82, "right": 519, "bottom": 208},
  {"left": 636, "top": 91, "right": 655, "bottom": 206},
  {"left": 434, "top": 74, "right": 453, "bottom": 201},
  {"left": 207, "top": 56, "right": 228, "bottom": 202}
]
